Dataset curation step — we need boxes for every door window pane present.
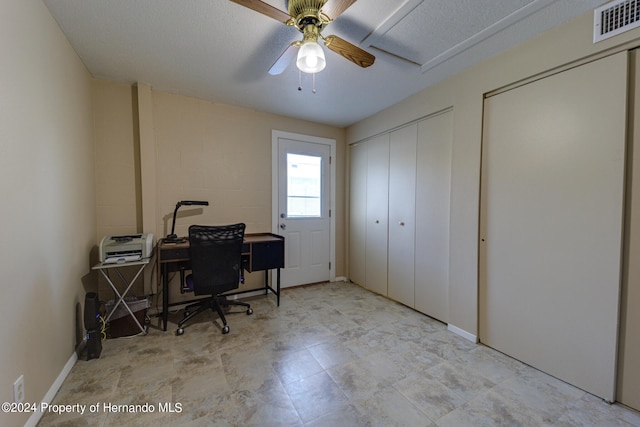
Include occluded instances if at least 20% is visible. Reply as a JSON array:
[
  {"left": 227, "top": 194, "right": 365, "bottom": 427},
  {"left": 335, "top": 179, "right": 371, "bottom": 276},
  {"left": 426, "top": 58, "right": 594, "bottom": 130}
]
[{"left": 287, "top": 153, "right": 321, "bottom": 217}]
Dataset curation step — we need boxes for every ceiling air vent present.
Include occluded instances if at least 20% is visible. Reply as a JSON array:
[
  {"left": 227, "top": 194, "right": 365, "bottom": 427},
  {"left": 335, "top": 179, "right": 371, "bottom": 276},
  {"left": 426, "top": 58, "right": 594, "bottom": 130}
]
[{"left": 594, "top": 0, "right": 640, "bottom": 43}]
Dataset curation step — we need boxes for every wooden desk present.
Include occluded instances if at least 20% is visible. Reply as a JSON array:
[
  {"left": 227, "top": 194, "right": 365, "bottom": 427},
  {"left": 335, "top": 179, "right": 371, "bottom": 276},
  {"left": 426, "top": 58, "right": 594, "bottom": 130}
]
[{"left": 156, "top": 233, "right": 284, "bottom": 331}]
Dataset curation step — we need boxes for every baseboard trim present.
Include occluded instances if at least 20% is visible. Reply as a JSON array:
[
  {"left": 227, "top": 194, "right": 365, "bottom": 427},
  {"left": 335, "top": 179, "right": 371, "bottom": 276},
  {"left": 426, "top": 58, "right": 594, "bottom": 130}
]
[
  {"left": 25, "top": 350, "right": 78, "bottom": 427},
  {"left": 447, "top": 324, "right": 478, "bottom": 343},
  {"left": 333, "top": 276, "right": 348, "bottom": 282},
  {"left": 226, "top": 289, "right": 266, "bottom": 300}
]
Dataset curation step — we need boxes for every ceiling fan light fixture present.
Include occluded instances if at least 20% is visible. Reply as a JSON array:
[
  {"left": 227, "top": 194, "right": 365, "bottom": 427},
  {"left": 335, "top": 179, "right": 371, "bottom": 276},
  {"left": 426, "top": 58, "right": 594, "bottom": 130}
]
[{"left": 296, "top": 40, "right": 326, "bottom": 73}]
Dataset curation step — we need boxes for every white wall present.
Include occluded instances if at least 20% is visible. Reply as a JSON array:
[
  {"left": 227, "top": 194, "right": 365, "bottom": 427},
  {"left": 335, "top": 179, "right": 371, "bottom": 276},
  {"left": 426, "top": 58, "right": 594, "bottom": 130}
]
[{"left": 0, "top": 1, "right": 94, "bottom": 425}]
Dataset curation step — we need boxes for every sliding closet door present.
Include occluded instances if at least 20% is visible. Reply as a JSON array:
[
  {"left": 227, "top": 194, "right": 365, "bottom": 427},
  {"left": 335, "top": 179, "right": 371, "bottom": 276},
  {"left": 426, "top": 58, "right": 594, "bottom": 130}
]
[
  {"left": 414, "top": 111, "right": 453, "bottom": 323},
  {"left": 618, "top": 49, "right": 640, "bottom": 411},
  {"left": 480, "top": 52, "right": 627, "bottom": 401}
]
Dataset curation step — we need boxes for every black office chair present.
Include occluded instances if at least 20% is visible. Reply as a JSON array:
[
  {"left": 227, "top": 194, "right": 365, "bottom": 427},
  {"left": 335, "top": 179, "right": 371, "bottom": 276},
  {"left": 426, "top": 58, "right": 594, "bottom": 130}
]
[{"left": 176, "top": 223, "right": 253, "bottom": 335}]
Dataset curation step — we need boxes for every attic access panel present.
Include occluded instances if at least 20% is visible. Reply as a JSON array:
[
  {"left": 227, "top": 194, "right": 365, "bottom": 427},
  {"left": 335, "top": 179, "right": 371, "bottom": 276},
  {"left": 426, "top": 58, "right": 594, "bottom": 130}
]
[{"left": 363, "top": 0, "right": 534, "bottom": 67}]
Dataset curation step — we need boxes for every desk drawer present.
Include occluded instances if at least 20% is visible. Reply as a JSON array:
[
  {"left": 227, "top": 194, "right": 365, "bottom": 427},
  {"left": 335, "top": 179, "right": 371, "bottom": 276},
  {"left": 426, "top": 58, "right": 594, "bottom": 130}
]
[
  {"left": 247, "top": 240, "right": 285, "bottom": 272},
  {"left": 160, "top": 246, "right": 190, "bottom": 261}
]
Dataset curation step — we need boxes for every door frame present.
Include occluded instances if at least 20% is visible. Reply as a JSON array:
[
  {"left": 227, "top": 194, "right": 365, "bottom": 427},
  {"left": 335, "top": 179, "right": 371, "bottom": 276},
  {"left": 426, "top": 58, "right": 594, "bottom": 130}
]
[{"left": 272, "top": 130, "right": 337, "bottom": 282}]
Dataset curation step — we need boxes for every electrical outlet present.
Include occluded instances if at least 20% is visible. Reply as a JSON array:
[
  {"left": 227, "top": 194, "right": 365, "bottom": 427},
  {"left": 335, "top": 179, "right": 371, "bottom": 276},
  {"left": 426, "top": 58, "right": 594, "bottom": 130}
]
[{"left": 13, "top": 375, "right": 24, "bottom": 404}]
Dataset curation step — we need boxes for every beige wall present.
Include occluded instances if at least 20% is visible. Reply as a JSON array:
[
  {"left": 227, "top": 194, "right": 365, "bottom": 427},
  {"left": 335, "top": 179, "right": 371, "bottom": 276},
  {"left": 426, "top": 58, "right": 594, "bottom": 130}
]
[
  {"left": 347, "top": 12, "right": 640, "bottom": 337},
  {"left": 91, "top": 80, "right": 149, "bottom": 298},
  {"left": 93, "top": 80, "right": 139, "bottom": 241},
  {"left": 0, "top": 1, "right": 94, "bottom": 426},
  {"left": 92, "top": 83, "right": 347, "bottom": 299},
  {"left": 8, "top": 1, "right": 640, "bottom": 423}
]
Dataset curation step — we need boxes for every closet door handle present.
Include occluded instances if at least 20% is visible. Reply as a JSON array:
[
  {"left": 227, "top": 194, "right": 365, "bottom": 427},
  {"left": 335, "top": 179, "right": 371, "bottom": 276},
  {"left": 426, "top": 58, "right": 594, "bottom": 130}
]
[{"left": 399, "top": 221, "right": 405, "bottom": 226}]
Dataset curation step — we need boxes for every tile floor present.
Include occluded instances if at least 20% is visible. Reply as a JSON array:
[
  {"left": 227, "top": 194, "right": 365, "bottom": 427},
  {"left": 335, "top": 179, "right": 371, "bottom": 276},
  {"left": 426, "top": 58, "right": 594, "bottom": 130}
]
[{"left": 38, "top": 281, "right": 640, "bottom": 426}]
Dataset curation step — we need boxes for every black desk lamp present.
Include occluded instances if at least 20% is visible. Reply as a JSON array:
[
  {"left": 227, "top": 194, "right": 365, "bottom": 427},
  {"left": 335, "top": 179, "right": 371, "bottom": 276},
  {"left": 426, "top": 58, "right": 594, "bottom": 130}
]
[{"left": 165, "top": 200, "right": 209, "bottom": 243}]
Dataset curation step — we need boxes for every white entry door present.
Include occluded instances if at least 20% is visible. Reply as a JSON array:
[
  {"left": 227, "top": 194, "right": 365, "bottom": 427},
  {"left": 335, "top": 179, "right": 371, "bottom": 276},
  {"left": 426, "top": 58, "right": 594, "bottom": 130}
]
[{"left": 273, "top": 131, "right": 334, "bottom": 287}]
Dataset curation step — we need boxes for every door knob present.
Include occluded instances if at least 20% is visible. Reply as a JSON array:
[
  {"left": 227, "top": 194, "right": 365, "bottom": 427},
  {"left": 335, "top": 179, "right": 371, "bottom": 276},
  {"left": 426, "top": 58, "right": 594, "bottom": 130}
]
[{"left": 280, "top": 223, "right": 286, "bottom": 230}]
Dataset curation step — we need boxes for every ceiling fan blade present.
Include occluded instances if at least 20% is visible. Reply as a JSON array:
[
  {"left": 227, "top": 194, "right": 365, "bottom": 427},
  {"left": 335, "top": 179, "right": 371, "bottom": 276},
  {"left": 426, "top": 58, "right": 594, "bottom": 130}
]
[
  {"left": 323, "top": 0, "right": 357, "bottom": 20},
  {"left": 324, "top": 35, "right": 374, "bottom": 68},
  {"left": 229, "top": 0, "right": 291, "bottom": 23},
  {"left": 268, "top": 42, "right": 300, "bottom": 75}
]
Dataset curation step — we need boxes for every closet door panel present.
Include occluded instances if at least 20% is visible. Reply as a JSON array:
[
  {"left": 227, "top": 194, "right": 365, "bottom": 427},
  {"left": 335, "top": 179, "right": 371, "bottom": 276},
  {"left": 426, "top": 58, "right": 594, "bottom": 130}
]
[
  {"left": 618, "top": 49, "right": 640, "bottom": 411},
  {"left": 388, "top": 125, "right": 417, "bottom": 307},
  {"left": 414, "top": 111, "right": 453, "bottom": 322},
  {"left": 365, "top": 134, "right": 389, "bottom": 295},
  {"left": 480, "top": 52, "right": 627, "bottom": 401},
  {"left": 349, "top": 143, "right": 367, "bottom": 286}
]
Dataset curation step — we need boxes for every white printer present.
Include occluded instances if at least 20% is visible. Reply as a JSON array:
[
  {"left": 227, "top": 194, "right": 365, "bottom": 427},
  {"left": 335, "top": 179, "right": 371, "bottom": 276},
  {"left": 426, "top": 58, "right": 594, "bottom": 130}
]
[{"left": 99, "top": 234, "right": 154, "bottom": 263}]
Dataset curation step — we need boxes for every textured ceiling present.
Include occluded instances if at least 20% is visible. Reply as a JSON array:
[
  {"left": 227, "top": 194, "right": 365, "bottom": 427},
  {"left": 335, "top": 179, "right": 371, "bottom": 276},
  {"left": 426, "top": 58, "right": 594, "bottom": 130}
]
[{"left": 42, "top": 0, "right": 606, "bottom": 127}]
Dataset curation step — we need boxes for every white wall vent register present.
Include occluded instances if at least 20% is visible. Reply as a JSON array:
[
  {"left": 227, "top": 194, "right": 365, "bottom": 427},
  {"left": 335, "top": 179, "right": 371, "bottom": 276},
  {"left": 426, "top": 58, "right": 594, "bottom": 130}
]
[{"left": 594, "top": 0, "right": 640, "bottom": 43}]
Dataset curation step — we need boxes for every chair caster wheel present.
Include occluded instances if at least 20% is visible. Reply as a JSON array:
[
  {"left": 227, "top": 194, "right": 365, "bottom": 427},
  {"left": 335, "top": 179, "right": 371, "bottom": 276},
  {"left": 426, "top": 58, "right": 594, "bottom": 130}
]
[
  {"left": 247, "top": 308, "right": 253, "bottom": 315},
  {"left": 222, "top": 325, "right": 230, "bottom": 334},
  {"left": 176, "top": 328, "right": 184, "bottom": 336}
]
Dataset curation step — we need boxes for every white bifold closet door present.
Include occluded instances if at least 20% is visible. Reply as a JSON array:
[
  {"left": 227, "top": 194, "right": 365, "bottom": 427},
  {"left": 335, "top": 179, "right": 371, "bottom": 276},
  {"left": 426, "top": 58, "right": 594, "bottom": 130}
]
[
  {"left": 364, "top": 134, "right": 390, "bottom": 296},
  {"left": 349, "top": 142, "right": 367, "bottom": 287},
  {"left": 414, "top": 110, "right": 453, "bottom": 323},
  {"left": 480, "top": 52, "right": 627, "bottom": 401},
  {"left": 388, "top": 124, "right": 417, "bottom": 307}
]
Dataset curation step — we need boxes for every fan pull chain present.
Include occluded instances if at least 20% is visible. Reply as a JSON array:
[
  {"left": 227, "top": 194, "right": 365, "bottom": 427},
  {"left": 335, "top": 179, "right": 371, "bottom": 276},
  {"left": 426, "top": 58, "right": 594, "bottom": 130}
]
[{"left": 296, "top": 71, "right": 318, "bottom": 94}]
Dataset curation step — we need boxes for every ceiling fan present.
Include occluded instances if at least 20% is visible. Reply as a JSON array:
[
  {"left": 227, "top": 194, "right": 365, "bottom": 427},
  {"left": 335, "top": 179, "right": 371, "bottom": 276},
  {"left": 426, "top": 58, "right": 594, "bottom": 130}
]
[{"left": 230, "top": 0, "right": 375, "bottom": 75}]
